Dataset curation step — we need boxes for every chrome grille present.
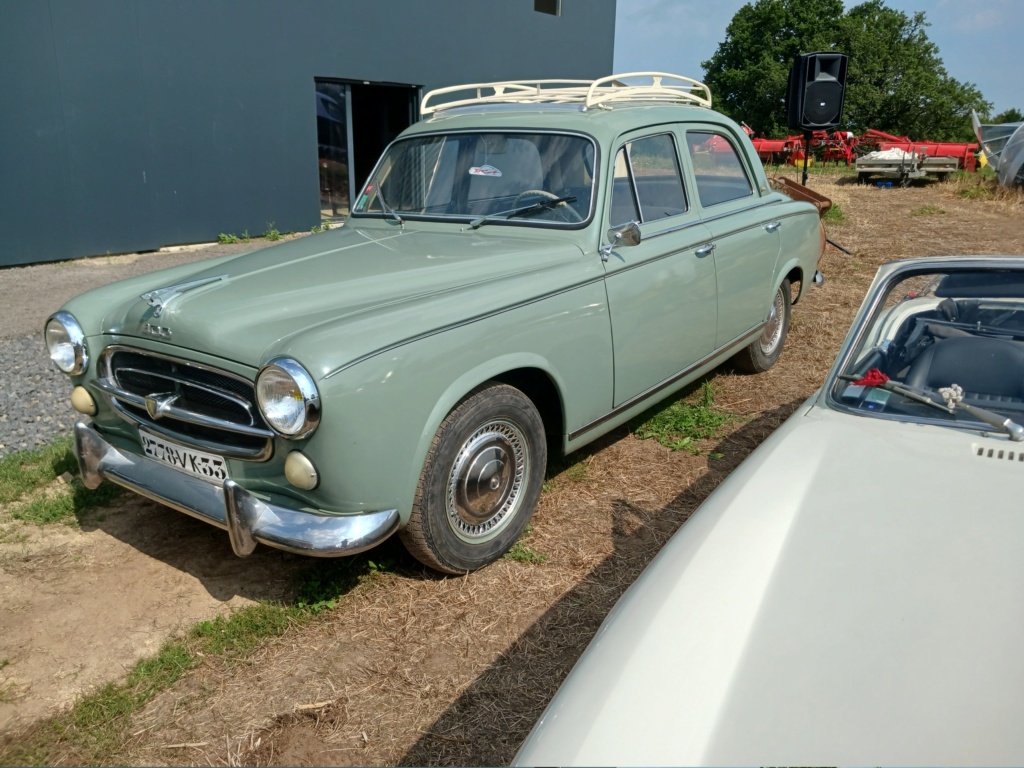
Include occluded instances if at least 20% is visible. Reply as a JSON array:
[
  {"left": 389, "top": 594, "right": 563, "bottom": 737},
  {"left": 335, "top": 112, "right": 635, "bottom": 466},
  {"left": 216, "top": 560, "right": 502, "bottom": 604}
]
[{"left": 97, "top": 346, "right": 273, "bottom": 460}]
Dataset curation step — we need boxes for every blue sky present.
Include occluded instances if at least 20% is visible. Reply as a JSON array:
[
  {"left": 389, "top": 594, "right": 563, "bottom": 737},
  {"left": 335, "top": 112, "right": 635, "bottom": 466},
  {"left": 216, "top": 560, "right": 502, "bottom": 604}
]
[{"left": 613, "top": 0, "right": 1022, "bottom": 116}]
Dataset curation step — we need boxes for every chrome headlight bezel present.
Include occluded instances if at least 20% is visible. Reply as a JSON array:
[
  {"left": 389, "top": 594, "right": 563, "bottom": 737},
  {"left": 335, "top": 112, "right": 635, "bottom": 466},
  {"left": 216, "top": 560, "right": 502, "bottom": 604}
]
[
  {"left": 44, "top": 311, "right": 89, "bottom": 375},
  {"left": 255, "top": 357, "right": 321, "bottom": 439}
]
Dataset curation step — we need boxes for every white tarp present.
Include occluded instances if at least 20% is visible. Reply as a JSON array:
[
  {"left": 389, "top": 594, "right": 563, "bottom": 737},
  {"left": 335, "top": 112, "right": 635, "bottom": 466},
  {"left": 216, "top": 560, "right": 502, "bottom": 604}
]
[{"left": 860, "top": 148, "right": 916, "bottom": 161}]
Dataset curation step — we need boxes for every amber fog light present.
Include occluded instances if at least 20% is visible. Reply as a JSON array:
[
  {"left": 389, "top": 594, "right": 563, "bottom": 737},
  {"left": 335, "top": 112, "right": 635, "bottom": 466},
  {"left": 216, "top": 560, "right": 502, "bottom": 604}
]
[
  {"left": 71, "top": 386, "right": 97, "bottom": 415},
  {"left": 285, "top": 451, "right": 319, "bottom": 490}
]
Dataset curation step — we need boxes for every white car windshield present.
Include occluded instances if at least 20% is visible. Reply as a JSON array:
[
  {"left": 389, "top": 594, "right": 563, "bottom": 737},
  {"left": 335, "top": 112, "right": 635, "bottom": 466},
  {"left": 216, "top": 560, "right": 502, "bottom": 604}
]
[
  {"left": 352, "top": 132, "right": 595, "bottom": 226},
  {"left": 831, "top": 266, "right": 1024, "bottom": 436}
]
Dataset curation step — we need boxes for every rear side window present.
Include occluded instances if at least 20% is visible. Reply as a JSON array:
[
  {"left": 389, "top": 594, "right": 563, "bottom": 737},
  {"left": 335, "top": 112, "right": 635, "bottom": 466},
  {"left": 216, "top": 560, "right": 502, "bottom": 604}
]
[
  {"left": 686, "top": 131, "right": 753, "bottom": 207},
  {"left": 609, "top": 133, "right": 687, "bottom": 226}
]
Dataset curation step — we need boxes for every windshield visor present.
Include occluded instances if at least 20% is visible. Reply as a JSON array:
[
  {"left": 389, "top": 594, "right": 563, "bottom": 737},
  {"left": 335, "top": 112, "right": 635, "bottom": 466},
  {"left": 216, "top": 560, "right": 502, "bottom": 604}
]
[
  {"left": 829, "top": 266, "right": 1024, "bottom": 432},
  {"left": 353, "top": 132, "right": 596, "bottom": 226}
]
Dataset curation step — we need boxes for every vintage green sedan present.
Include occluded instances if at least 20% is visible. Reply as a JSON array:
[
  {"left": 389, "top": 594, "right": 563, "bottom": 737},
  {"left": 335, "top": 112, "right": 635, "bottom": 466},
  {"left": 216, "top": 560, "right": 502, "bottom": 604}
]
[{"left": 45, "top": 73, "right": 825, "bottom": 573}]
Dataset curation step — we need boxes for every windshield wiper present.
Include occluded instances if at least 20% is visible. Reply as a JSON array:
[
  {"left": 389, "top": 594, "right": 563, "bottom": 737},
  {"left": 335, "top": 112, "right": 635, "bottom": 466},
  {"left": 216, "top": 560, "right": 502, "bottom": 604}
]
[
  {"left": 840, "top": 370, "right": 1024, "bottom": 441},
  {"left": 469, "top": 195, "right": 576, "bottom": 230},
  {"left": 374, "top": 184, "right": 403, "bottom": 225}
]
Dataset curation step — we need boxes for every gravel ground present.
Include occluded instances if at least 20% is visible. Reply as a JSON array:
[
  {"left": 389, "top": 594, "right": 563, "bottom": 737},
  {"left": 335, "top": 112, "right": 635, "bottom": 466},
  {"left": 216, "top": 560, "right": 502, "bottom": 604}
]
[
  {"left": 0, "top": 334, "right": 76, "bottom": 456},
  {"left": 0, "top": 238, "right": 293, "bottom": 458}
]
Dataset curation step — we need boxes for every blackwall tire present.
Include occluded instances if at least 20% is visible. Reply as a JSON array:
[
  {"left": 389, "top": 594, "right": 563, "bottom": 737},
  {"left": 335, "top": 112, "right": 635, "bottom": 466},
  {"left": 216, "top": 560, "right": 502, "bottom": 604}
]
[{"left": 400, "top": 383, "right": 547, "bottom": 574}]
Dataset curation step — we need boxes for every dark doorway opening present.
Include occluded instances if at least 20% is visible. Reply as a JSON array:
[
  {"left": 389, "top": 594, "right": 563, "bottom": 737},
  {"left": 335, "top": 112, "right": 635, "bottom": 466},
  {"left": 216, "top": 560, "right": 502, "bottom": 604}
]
[{"left": 315, "top": 78, "right": 419, "bottom": 221}]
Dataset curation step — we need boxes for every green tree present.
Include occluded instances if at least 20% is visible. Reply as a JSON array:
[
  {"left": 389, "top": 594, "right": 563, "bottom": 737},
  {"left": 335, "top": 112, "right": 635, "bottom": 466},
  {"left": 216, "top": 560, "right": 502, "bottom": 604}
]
[
  {"left": 702, "top": 0, "right": 991, "bottom": 141},
  {"left": 701, "top": 0, "right": 845, "bottom": 137},
  {"left": 839, "top": 1, "right": 988, "bottom": 141},
  {"left": 992, "top": 108, "right": 1024, "bottom": 124}
]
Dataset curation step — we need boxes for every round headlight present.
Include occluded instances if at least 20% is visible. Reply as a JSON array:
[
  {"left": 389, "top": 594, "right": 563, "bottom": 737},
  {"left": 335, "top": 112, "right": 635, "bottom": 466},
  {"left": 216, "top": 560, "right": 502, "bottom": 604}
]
[
  {"left": 256, "top": 358, "right": 321, "bottom": 439},
  {"left": 44, "top": 311, "right": 88, "bottom": 375}
]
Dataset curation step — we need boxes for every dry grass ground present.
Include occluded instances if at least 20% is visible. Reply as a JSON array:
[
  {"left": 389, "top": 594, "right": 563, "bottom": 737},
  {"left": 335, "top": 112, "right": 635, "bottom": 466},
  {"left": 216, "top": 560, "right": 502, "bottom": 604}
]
[{"left": 2, "top": 170, "right": 1022, "bottom": 766}]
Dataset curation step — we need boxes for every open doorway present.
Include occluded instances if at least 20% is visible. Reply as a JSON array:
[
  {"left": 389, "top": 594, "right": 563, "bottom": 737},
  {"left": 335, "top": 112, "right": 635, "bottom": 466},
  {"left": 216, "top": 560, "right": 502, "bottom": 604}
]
[{"left": 315, "top": 79, "right": 419, "bottom": 221}]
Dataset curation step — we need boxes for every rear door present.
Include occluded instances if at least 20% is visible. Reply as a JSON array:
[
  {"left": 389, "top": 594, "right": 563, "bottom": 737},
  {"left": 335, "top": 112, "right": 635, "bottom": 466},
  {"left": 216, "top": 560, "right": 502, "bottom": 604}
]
[
  {"left": 601, "top": 129, "right": 716, "bottom": 407},
  {"left": 683, "top": 127, "right": 781, "bottom": 349}
]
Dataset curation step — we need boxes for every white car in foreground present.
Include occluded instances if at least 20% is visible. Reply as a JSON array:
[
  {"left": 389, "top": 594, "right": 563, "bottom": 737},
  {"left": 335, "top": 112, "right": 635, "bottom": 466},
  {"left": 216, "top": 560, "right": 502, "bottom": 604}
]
[{"left": 515, "top": 256, "right": 1024, "bottom": 766}]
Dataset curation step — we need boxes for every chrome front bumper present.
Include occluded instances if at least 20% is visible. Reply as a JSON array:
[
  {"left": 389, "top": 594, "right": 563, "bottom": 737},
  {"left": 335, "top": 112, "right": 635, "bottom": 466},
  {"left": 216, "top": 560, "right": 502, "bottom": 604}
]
[{"left": 74, "top": 420, "right": 400, "bottom": 558}]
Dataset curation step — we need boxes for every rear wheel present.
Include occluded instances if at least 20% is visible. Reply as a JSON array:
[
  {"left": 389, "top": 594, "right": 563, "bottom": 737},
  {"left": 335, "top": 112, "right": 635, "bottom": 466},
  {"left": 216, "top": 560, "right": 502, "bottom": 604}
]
[
  {"left": 734, "top": 279, "right": 791, "bottom": 373},
  {"left": 400, "top": 383, "right": 547, "bottom": 574}
]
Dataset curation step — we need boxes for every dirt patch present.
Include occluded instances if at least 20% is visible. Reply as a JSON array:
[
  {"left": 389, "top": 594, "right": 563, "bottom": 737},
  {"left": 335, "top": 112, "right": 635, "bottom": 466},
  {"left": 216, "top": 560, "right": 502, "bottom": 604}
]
[{"left": 0, "top": 173, "right": 1022, "bottom": 764}]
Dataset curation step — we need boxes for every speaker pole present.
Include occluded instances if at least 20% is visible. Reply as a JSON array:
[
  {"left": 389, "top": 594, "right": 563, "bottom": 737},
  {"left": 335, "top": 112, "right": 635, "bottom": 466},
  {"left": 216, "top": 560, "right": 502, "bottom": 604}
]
[{"left": 802, "top": 130, "right": 811, "bottom": 186}]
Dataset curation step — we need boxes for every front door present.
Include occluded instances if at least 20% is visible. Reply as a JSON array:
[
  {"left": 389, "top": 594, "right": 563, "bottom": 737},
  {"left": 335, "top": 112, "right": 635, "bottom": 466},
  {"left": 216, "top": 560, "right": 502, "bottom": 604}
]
[{"left": 602, "top": 131, "right": 717, "bottom": 407}]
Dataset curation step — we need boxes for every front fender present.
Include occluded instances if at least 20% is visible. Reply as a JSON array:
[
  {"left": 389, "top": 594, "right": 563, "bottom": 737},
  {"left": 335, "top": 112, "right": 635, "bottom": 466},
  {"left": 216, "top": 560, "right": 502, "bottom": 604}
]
[{"left": 300, "top": 280, "right": 612, "bottom": 525}]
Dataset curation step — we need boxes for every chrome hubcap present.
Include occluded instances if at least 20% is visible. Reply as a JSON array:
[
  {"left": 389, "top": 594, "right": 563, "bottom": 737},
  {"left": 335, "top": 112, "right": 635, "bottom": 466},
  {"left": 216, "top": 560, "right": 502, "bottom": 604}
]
[
  {"left": 446, "top": 420, "right": 528, "bottom": 541},
  {"left": 760, "top": 287, "right": 785, "bottom": 354}
]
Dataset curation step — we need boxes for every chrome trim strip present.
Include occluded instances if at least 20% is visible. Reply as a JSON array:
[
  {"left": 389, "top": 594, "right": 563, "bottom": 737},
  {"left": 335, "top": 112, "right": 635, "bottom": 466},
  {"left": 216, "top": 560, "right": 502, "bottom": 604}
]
[
  {"left": 325, "top": 273, "right": 608, "bottom": 379},
  {"left": 74, "top": 420, "right": 400, "bottom": 558},
  {"left": 99, "top": 345, "right": 256, "bottom": 387},
  {"left": 133, "top": 417, "right": 273, "bottom": 461},
  {"left": 93, "top": 379, "right": 274, "bottom": 439},
  {"left": 113, "top": 366, "right": 257, "bottom": 418},
  {"left": 568, "top": 325, "right": 764, "bottom": 442},
  {"left": 97, "top": 345, "right": 273, "bottom": 460},
  {"left": 641, "top": 218, "right": 706, "bottom": 240}
]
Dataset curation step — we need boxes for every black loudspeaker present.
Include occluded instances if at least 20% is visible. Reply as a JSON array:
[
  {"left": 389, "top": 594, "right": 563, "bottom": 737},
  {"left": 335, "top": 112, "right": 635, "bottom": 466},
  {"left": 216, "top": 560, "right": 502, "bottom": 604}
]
[{"left": 786, "top": 52, "right": 848, "bottom": 131}]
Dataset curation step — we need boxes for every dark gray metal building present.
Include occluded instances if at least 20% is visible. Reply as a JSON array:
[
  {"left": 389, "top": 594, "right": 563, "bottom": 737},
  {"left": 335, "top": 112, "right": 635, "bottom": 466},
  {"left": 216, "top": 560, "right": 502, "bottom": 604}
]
[{"left": 0, "top": 0, "right": 616, "bottom": 267}]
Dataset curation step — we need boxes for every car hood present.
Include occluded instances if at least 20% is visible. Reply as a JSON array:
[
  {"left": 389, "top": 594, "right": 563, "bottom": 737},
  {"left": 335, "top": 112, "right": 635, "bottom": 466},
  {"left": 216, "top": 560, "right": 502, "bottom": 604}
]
[
  {"left": 81, "top": 224, "right": 586, "bottom": 372},
  {"left": 516, "top": 403, "right": 1024, "bottom": 766}
]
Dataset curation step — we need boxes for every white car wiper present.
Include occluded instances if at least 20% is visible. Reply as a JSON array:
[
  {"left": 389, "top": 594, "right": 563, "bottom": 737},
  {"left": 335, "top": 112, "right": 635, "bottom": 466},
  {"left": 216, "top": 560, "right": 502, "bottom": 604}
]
[
  {"left": 469, "top": 195, "right": 576, "bottom": 230},
  {"left": 841, "top": 370, "right": 1024, "bottom": 441}
]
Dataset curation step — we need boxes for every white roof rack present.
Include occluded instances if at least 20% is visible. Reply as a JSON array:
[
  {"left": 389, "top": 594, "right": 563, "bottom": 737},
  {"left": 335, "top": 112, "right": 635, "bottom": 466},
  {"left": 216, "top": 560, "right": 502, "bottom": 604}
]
[{"left": 420, "top": 72, "right": 712, "bottom": 115}]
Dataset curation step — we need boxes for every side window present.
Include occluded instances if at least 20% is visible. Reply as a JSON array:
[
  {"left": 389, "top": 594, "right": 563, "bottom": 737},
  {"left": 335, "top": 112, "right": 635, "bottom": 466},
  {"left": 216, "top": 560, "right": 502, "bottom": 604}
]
[
  {"left": 610, "top": 148, "right": 640, "bottom": 226},
  {"left": 686, "top": 131, "right": 753, "bottom": 207},
  {"left": 609, "top": 133, "right": 687, "bottom": 226}
]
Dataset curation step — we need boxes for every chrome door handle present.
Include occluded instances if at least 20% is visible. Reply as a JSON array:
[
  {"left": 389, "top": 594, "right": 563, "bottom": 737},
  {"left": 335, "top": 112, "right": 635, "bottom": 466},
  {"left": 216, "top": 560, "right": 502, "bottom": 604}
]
[
  {"left": 764, "top": 221, "right": 782, "bottom": 233},
  {"left": 695, "top": 243, "right": 716, "bottom": 257}
]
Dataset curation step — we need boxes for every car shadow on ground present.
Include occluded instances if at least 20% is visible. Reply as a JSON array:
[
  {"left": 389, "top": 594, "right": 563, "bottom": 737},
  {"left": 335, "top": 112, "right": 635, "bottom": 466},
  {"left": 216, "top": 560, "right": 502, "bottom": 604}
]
[
  {"left": 398, "top": 397, "right": 806, "bottom": 766},
  {"left": 71, "top": 494, "right": 316, "bottom": 603}
]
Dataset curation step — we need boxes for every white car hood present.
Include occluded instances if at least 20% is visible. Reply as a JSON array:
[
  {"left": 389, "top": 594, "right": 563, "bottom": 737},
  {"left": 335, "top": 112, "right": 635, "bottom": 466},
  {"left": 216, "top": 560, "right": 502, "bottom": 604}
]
[{"left": 516, "top": 402, "right": 1024, "bottom": 766}]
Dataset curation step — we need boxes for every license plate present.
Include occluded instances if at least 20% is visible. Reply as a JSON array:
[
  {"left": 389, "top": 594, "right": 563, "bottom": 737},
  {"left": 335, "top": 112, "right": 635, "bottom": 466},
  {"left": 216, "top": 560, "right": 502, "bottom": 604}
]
[{"left": 139, "top": 429, "right": 229, "bottom": 484}]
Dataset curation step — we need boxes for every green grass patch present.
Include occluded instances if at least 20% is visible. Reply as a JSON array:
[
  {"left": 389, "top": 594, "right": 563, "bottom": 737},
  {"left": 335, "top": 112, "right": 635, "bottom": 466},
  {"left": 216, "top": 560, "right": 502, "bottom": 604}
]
[
  {"left": 822, "top": 202, "right": 846, "bottom": 224},
  {"left": 191, "top": 602, "right": 300, "bottom": 657},
  {"left": 0, "top": 437, "right": 77, "bottom": 504},
  {"left": 632, "top": 381, "right": 734, "bottom": 454},
  {"left": 1, "top": 601, "right": 306, "bottom": 766},
  {"left": 10, "top": 482, "right": 123, "bottom": 526},
  {"left": 1, "top": 437, "right": 126, "bottom": 526},
  {"left": 503, "top": 526, "right": 548, "bottom": 565},
  {"left": 0, "top": 441, "right": 404, "bottom": 765},
  {"left": 217, "top": 232, "right": 239, "bottom": 244},
  {"left": 910, "top": 204, "right": 945, "bottom": 216}
]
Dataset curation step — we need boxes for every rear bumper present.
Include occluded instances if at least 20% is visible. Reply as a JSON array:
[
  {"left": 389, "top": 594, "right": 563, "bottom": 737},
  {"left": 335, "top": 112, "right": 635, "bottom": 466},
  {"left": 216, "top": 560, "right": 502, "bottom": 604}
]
[{"left": 74, "top": 420, "right": 400, "bottom": 558}]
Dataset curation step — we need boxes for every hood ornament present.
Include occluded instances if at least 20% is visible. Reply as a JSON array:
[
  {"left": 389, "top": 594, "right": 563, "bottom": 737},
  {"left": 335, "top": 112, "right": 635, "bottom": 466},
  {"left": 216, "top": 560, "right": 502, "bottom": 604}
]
[{"left": 141, "top": 275, "right": 226, "bottom": 318}]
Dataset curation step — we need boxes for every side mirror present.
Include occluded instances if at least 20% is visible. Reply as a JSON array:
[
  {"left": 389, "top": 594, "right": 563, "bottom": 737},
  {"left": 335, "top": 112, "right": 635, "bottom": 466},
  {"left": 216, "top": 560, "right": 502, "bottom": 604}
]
[{"left": 607, "top": 221, "right": 641, "bottom": 248}]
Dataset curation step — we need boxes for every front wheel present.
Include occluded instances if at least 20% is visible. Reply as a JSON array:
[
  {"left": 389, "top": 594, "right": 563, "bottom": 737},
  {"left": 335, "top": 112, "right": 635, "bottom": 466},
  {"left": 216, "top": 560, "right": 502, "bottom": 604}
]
[
  {"left": 400, "top": 383, "right": 547, "bottom": 574},
  {"left": 733, "top": 279, "right": 791, "bottom": 373}
]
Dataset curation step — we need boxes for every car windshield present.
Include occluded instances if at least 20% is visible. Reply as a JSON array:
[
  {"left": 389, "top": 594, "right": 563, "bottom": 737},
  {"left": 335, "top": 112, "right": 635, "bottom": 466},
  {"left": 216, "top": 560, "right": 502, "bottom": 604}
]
[
  {"left": 830, "top": 266, "right": 1024, "bottom": 435},
  {"left": 352, "top": 131, "right": 595, "bottom": 226}
]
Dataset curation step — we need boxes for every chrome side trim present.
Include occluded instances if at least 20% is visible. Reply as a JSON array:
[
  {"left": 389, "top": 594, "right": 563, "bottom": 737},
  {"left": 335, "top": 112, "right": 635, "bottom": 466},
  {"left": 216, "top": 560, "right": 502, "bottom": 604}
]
[
  {"left": 74, "top": 421, "right": 400, "bottom": 558},
  {"left": 325, "top": 273, "right": 608, "bottom": 379},
  {"left": 568, "top": 325, "right": 764, "bottom": 442}
]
